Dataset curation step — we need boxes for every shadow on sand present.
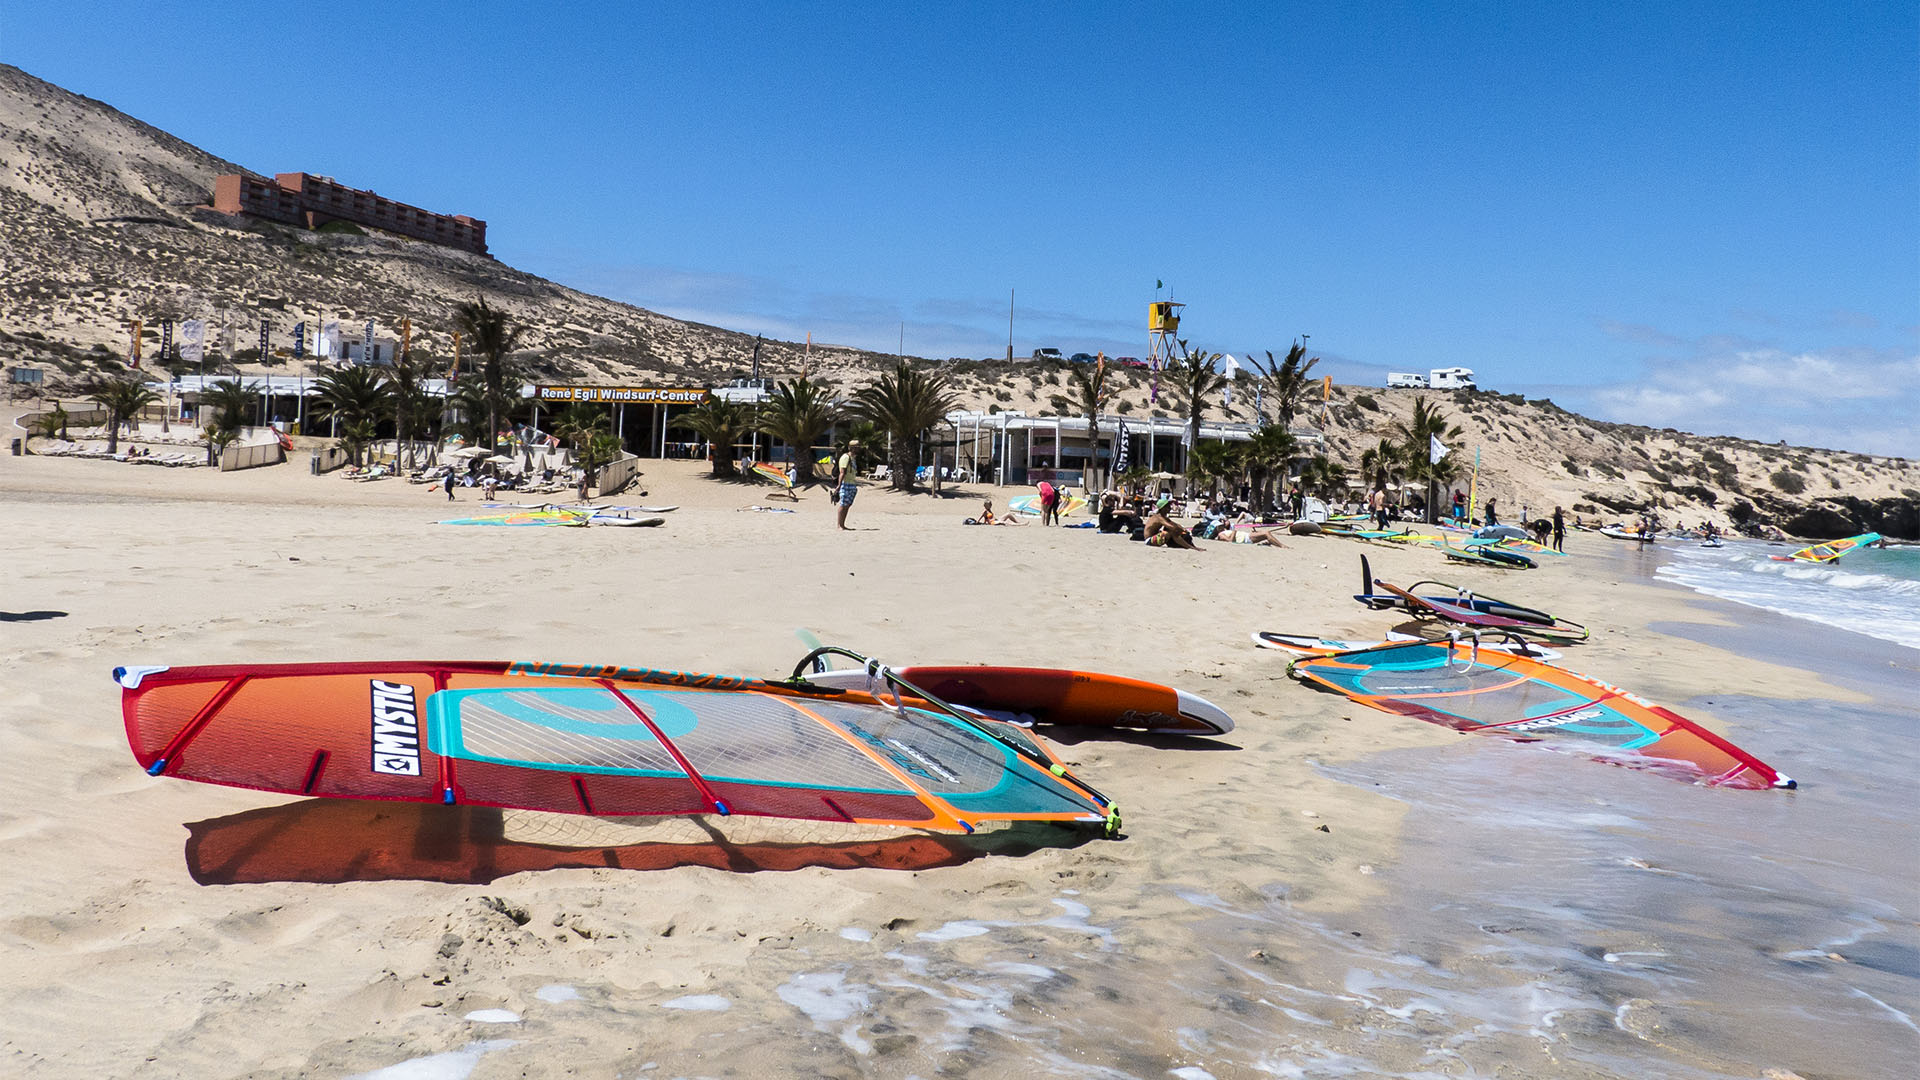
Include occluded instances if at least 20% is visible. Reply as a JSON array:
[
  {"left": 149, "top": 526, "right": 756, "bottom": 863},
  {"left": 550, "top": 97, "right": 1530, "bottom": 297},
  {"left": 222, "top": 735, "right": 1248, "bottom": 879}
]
[
  {"left": 182, "top": 800, "right": 1098, "bottom": 885},
  {"left": 0, "top": 610, "right": 68, "bottom": 622}
]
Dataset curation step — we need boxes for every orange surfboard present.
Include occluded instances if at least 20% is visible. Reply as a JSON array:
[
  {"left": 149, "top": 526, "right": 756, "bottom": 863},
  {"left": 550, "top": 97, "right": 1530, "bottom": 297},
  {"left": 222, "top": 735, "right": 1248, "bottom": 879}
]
[{"left": 807, "top": 665, "right": 1233, "bottom": 736}]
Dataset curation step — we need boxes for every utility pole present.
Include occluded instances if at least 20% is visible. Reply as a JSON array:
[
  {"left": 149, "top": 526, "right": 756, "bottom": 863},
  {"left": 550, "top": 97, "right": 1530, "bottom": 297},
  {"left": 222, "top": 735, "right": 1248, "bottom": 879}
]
[{"left": 1007, "top": 289, "right": 1014, "bottom": 363}]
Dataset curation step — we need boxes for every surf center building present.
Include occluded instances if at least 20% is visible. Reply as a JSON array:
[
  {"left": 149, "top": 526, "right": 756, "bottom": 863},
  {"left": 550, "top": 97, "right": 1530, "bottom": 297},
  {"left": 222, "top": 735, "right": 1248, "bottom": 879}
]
[
  {"left": 943, "top": 411, "right": 1326, "bottom": 489},
  {"left": 532, "top": 384, "right": 714, "bottom": 458}
]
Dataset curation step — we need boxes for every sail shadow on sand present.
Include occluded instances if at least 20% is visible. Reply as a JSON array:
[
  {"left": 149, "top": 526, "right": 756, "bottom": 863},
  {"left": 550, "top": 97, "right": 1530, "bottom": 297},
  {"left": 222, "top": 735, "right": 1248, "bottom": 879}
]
[{"left": 181, "top": 800, "right": 1097, "bottom": 885}]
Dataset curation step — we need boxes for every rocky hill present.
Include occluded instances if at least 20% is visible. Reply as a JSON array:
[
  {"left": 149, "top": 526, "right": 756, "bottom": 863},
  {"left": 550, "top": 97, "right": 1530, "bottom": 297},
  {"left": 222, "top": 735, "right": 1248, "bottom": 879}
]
[
  {"left": 0, "top": 64, "right": 902, "bottom": 385},
  {"left": 3, "top": 63, "right": 1912, "bottom": 538}
]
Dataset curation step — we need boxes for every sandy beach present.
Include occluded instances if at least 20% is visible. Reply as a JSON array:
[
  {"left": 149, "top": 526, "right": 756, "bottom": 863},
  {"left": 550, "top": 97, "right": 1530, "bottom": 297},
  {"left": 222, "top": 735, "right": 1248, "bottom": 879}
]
[{"left": 2, "top": 446, "right": 1913, "bottom": 1079}]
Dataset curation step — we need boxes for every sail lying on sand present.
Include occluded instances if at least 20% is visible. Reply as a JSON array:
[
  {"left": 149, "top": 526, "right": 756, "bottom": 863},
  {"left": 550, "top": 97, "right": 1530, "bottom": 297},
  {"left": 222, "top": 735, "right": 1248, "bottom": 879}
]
[
  {"left": 1287, "top": 639, "right": 1793, "bottom": 789},
  {"left": 115, "top": 653, "right": 1119, "bottom": 837},
  {"left": 1353, "top": 556, "right": 1588, "bottom": 641}
]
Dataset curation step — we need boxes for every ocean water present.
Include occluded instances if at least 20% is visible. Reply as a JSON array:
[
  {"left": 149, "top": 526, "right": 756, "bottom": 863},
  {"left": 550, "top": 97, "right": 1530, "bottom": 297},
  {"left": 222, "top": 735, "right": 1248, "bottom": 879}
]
[
  {"left": 1150, "top": 547, "right": 1920, "bottom": 1077},
  {"left": 1655, "top": 539, "right": 1920, "bottom": 650}
]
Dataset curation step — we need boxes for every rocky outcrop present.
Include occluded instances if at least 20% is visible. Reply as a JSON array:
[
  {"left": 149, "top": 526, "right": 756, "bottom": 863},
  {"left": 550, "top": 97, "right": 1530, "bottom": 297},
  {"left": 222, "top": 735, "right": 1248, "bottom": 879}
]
[{"left": 1783, "top": 496, "right": 1920, "bottom": 541}]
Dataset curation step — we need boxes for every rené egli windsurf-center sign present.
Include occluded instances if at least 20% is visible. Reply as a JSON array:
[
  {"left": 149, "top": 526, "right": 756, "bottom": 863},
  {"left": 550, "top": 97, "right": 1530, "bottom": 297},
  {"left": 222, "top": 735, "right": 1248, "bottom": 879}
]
[{"left": 535, "top": 385, "right": 710, "bottom": 405}]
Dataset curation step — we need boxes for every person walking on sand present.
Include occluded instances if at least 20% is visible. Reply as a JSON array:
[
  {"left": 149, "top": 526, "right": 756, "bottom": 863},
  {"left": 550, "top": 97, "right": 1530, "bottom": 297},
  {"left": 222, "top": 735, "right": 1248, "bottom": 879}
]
[
  {"left": 445, "top": 470, "right": 457, "bottom": 501},
  {"left": 1484, "top": 497, "right": 1498, "bottom": 527},
  {"left": 833, "top": 439, "right": 863, "bottom": 530},
  {"left": 1552, "top": 506, "right": 1566, "bottom": 552}
]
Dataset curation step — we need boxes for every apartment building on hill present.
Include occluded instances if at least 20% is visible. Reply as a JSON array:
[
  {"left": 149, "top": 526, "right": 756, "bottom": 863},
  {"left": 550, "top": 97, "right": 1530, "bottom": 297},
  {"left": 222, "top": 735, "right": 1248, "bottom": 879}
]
[{"left": 212, "top": 172, "right": 489, "bottom": 257}]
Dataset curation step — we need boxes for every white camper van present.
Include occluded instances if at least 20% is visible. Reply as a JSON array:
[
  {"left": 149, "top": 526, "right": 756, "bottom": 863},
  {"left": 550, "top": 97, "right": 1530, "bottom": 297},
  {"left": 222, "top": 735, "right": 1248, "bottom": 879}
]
[
  {"left": 1387, "top": 372, "right": 1427, "bottom": 388},
  {"left": 1428, "top": 367, "right": 1476, "bottom": 389}
]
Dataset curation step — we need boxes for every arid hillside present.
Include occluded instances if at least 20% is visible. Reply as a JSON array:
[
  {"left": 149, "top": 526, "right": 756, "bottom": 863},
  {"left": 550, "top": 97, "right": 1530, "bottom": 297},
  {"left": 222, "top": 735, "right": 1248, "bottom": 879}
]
[{"left": 0, "top": 64, "right": 899, "bottom": 386}]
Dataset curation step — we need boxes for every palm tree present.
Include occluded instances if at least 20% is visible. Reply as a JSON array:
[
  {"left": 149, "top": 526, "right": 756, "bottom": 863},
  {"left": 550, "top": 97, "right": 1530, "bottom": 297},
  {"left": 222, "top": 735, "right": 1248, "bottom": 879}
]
[
  {"left": 1393, "top": 397, "right": 1464, "bottom": 522},
  {"left": 1065, "top": 359, "right": 1111, "bottom": 490},
  {"left": 1241, "top": 422, "right": 1300, "bottom": 512},
  {"left": 553, "top": 404, "right": 615, "bottom": 491},
  {"left": 1358, "top": 437, "right": 1404, "bottom": 494},
  {"left": 386, "top": 354, "right": 435, "bottom": 470},
  {"left": 200, "top": 378, "right": 257, "bottom": 432},
  {"left": 312, "top": 365, "right": 391, "bottom": 466},
  {"left": 337, "top": 417, "right": 378, "bottom": 469},
  {"left": 24, "top": 403, "right": 68, "bottom": 449},
  {"left": 1186, "top": 439, "right": 1239, "bottom": 500},
  {"left": 1252, "top": 343, "right": 1320, "bottom": 430},
  {"left": 757, "top": 376, "right": 839, "bottom": 486},
  {"left": 670, "top": 396, "right": 754, "bottom": 478},
  {"left": 1297, "top": 454, "right": 1348, "bottom": 501},
  {"left": 452, "top": 298, "right": 526, "bottom": 450},
  {"left": 444, "top": 380, "right": 491, "bottom": 446},
  {"left": 851, "top": 361, "right": 959, "bottom": 492},
  {"left": 87, "top": 377, "right": 160, "bottom": 455},
  {"left": 1165, "top": 340, "right": 1226, "bottom": 467},
  {"left": 197, "top": 378, "right": 257, "bottom": 467}
]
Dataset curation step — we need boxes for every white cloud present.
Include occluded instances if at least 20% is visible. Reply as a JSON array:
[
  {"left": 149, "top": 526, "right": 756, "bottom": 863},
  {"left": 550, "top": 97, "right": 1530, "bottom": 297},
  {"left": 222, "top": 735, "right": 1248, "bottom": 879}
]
[{"left": 1563, "top": 345, "right": 1919, "bottom": 457}]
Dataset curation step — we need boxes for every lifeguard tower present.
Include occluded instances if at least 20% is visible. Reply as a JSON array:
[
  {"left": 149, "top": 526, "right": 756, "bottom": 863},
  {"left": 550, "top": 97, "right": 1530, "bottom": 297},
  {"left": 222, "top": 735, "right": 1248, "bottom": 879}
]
[{"left": 1148, "top": 300, "right": 1183, "bottom": 379}]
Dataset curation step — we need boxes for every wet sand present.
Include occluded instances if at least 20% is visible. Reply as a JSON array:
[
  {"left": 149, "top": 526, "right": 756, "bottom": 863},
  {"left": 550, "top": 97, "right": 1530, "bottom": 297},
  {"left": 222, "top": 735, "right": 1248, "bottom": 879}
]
[{"left": 0, "top": 449, "right": 1908, "bottom": 1078}]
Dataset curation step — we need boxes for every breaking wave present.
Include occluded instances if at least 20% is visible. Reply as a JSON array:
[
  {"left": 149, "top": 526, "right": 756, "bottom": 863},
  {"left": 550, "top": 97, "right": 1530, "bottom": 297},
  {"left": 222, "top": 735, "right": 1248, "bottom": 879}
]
[{"left": 1655, "top": 542, "right": 1920, "bottom": 650}]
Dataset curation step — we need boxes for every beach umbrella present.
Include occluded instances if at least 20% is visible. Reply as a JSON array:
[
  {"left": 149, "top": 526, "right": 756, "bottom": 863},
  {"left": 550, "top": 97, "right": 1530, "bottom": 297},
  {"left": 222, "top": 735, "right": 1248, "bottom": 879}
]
[{"left": 449, "top": 446, "right": 490, "bottom": 459}]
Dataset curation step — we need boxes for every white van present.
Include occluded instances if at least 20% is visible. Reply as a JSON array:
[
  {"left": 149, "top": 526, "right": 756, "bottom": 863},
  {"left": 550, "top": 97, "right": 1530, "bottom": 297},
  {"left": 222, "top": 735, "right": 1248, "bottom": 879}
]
[
  {"left": 1428, "top": 367, "right": 1476, "bottom": 389},
  {"left": 1386, "top": 372, "right": 1427, "bottom": 388}
]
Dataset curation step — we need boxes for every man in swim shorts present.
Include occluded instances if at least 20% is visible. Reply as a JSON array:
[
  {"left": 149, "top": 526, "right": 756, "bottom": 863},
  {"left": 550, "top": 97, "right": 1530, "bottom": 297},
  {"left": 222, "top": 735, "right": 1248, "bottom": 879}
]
[{"left": 833, "top": 439, "right": 862, "bottom": 530}]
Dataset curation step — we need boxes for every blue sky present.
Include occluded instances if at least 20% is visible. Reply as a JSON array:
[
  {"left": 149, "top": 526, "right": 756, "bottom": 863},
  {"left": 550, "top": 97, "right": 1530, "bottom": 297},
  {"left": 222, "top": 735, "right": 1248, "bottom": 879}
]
[{"left": 6, "top": 2, "right": 1916, "bottom": 454}]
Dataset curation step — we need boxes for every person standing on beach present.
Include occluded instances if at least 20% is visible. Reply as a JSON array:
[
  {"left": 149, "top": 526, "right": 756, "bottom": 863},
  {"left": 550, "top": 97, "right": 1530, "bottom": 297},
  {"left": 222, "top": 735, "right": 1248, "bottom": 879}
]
[
  {"left": 1037, "top": 480, "right": 1060, "bottom": 526},
  {"left": 1552, "top": 506, "right": 1566, "bottom": 552},
  {"left": 833, "top": 439, "right": 862, "bottom": 530},
  {"left": 1369, "top": 485, "right": 1387, "bottom": 531},
  {"left": 1484, "top": 497, "right": 1498, "bottom": 526},
  {"left": 445, "top": 471, "right": 457, "bottom": 501}
]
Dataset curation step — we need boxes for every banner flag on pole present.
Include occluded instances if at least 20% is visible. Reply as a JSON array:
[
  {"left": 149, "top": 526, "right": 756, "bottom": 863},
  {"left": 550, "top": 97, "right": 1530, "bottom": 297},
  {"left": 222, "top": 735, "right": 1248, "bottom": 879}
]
[
  {"left": 1469, "top": 446, "right": 1481, "bottom": 520},
  {"left": 259, "top": 317, "right": 270, "bottom": 362},
  {"left": 401, "top": 317, "right": 412, "bottom": 362},
  {"left": 292, "top": 321, "right": 305, "bottom": 358},
  {"left": 1221, "top": 353, "right": 1238, "bottom": 407},
  {"left": 1429, "top": 434, "right": 1449, "bottom": 464},
  {"left": 160, "top": 320, "right": 171, "bottom": 363},
  {"left": 180, "top": 320, "right": 205, "bottom": 365},
  {"left": 1113, "top": 419, "right": 1130, "bottom": 478},
  {"left": 128, "top": 320, "right": 142, "bottom": 367}
]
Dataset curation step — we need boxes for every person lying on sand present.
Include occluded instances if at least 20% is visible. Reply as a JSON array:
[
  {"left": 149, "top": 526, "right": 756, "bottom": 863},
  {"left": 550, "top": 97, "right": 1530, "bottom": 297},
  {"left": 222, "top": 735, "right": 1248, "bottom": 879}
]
[{"left": 967, "top": 499, "right": 1023, "bottom": 525}]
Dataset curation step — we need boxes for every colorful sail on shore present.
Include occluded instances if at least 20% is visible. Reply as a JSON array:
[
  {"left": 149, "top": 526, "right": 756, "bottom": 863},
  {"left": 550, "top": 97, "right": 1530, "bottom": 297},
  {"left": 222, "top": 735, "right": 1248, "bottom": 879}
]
[
  {"left": 1771, "top": 532, "right": 1880, "bottom": 564},
  {"left": 1354, "top": 557, "right": 1588, "bottom": 641},
  {"left": 114, "top": 650, "right": 1120, "bottom": 838},
  {"left": 1288, "top": 639, "right": 1793, "bottom": 789}
]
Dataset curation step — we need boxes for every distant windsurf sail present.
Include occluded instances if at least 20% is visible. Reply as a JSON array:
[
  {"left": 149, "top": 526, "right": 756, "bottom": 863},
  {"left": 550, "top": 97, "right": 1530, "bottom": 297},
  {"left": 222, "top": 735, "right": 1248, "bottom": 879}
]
[
  {"left": 115, "top": 654, "right": 1119, "bottom": 836},
  {"left": 1287, "top": 639, "right": 1793, "bottom": 789},
  {"left": 1771, "top": 532, "right": 1880, "bottom": 564},
  {"left": 750, "top": 461, "right": 794, "bottom": 488},
  {"left": 439, "top": 505, "right": 662, "bottom": 528}
]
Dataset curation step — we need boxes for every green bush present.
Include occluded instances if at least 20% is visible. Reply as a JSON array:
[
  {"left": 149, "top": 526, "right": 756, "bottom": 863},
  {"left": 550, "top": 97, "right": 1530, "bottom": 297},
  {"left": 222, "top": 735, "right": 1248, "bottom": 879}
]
[
  {"left": 1353, "top": 394, "right": 1379, "bottom": 411},
  {"left": 1770, "top": 469, "right": 1806, "bottom": 494}
]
